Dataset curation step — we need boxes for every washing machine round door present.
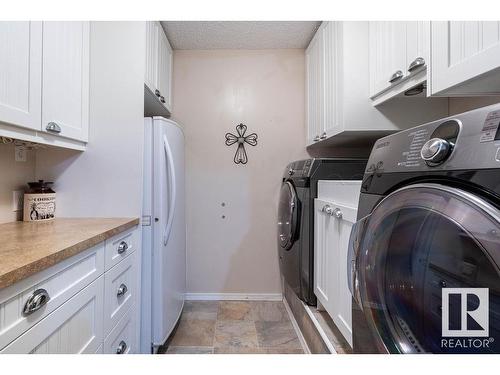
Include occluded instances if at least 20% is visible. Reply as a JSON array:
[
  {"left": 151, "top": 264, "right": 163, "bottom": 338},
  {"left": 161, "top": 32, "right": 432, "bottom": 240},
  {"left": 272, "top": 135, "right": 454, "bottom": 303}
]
[
  {"left": 277, "top": 181, "right": 299, "bottom": 250},
  {"left": 352, "top": 183, "right": 500, "bottom": 353}
]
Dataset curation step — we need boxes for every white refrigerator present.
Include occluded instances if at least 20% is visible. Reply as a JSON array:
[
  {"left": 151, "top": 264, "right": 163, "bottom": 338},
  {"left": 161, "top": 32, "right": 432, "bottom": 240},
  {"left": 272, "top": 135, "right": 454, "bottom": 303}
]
[{"left": 141, "top": 117, "right": 186, "bottom": 353}]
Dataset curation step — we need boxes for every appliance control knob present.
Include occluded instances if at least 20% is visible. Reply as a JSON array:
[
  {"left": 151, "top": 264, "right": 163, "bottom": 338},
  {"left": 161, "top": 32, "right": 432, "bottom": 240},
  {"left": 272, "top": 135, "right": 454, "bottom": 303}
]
[{"left": 420, "top": 138, "right": 451, "bottom": 165}]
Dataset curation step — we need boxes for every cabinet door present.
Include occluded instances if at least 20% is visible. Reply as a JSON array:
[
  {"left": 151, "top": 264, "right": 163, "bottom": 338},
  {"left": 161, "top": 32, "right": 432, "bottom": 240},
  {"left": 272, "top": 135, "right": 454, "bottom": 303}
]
[
  {"left": 1, "top": 276, "right": 104, "bottom": 354},
  {"left": 369, "top": 21, "right": 406, "bottom": 97},
  {"left": 431, "top": 21, "right": 500, "bottom": 95},
  {"left": 333, "top": 202, "right": 356, "bottom": 347},
  {"left": 157, "top": 28, "right": 173, "bottom": 111},
  {"left": 145, "top": 21, "right": 159, "bottom": 95},
  {"left": 323, "top": 22, "right": 341, "bottom": 138},
  {"left": 314, "top": 199, "right": 334, "bottom": 307},
  {"left": 42, "top": 21, "right": 90, "bottom": 142},
  {"left": 405, "top": 21, "right": 429, "bottom": 76},
  {"left": 103, "top": 306, "right": 137, "bottom": 354},
  {"left": 0, "top": 22, "right": 42, "bottom": 130},
  {"left": 306, "top": 28, "right": 324, "bottom": 145}
]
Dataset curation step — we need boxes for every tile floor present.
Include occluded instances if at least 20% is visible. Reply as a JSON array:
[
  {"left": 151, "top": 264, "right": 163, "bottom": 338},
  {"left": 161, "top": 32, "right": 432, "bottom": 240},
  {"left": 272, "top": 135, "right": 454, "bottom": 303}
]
[{"left": 164, "top": 301, "right": 304, "bottom": 354}]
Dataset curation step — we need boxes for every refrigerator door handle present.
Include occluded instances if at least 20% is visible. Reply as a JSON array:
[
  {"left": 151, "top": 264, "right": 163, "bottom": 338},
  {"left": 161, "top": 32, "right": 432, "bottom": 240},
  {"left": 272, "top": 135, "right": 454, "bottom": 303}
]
[{"left": 163, "top": 135, "right": 177, "bottom": 246}]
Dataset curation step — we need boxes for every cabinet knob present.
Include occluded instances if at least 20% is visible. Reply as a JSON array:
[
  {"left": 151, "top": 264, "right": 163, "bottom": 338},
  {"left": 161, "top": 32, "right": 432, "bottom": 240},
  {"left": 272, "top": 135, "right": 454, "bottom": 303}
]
[
  {"left": 116, "top": 340, "right": 127, "bottom": 354},
  {"left": 322, "top": 204, "right": 333, "bottom": 215},
  {"left": 23, "top": 288, "right": 50, "bottom": 316},
  {"left": 160, "top": 95, "right": 166, "bottom": 104},
  {"left": 117, "top": 283, "right": 128, "bottom": 297},
  {"left": 117, "top": 241, "right": 128, "bottom": 254},
  {"left": 46, "top": 122, "right": 62, "bottom": 134},
  {"left": 155, "top": 89, "right": 161, "bottom": 97},
  {"left": 313, "top": 135, "right": 320, "bottom": 142},
  {"left": 389, "top": 70, "right": 404, "bottom": 83},
  {"left": 320, "top": 132, "right": 327, "bottom": 140},
  {"left": 333, "top": 207, "right": 343, "bottom": 219},
  {"left": 408, "top": 57, "right": 426, "bottom": 72}
]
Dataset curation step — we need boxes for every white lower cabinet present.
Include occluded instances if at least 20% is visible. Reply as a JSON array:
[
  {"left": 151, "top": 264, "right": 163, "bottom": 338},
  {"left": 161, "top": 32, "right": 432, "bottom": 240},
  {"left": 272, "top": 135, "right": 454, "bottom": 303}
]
[
  {"left": 1, "top": 276, "right": 104, "bottom": 354},
  {"left": 104, "top": 251, "right": 137, "bottom": 335},
  {"left": 0, "top": 226, "right": 140, "bottom": 354},
  {"left": 104, "top": 306, "right": 136, "bottom": 354},
  {"left": 314, "top": 180, "right": 362, "bottom": 347}
]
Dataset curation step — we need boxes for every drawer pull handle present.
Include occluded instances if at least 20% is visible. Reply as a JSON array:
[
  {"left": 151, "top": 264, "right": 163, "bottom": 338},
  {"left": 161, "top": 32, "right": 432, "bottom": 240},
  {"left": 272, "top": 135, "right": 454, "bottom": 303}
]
[
  {"left": 155, "top": 89, "right": 161, "bottom": 97},
  {"left": 160, "top": 95, "right": 166, "bottom": 104},
  {"left": 333, "top": 208, "right": 343, "bottom": 219},
  {"left": 408, "top": 57, "right": 425, "bottom": 72},
  {"left": 46, "top": 122, "right": 62, "bottom": 133},
  {"left": 389, "top": 70, "right": 403, "bottom": 83},
  {"left": 117, "top": 241, "right": 128, "bottom": 254},
  {"left": 313, "top": 135, "right": 320, "bottom": 142},
  {"left": 116, "top": 340, "right": 127, "bottom": 354},
  {"left": 117, "top": 283, "right": 128, "bottom": 297},
  {"left": 320, "top": 132, "right": 327, "bottom": 140},
  {"left": 23, "top": 288, "right": 50, "bottom": 316}
]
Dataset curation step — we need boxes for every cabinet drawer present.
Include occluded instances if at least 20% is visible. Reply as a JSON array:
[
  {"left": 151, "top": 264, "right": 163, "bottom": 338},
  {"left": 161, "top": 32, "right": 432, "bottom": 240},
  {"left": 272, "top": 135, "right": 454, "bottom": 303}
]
[
  {"left": 104, "top": 251, "right": 137, "bottom": 335},
  {"left": 104, "top": 226, "right": 138, "bottom": 270},
  {"left": 104, "top": 306, "right": 136, "bottom": 354},
  {"left": 1, "top": 276, "right": 104, "bottom": 354},
  {"left": 0, "top": 243, "right": 104, "bottom": 350}
]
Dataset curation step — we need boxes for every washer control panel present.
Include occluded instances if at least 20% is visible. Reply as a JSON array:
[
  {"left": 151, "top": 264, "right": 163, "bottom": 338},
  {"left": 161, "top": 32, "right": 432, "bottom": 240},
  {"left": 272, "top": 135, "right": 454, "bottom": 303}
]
[{"left": 365, "top": 103, "right": 500, "bottom": 174}]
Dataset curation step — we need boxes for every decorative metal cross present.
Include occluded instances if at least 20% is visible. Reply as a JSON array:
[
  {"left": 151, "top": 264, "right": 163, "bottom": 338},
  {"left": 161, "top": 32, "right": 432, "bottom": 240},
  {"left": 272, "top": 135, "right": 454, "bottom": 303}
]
[{"left": 225, "top": 123, "right": 258, "bottom": 164}]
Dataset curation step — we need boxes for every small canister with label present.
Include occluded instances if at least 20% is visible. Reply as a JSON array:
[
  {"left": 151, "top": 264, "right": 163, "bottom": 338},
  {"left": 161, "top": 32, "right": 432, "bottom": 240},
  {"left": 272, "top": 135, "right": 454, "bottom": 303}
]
[{"left": 23, "top": 180, "right": 56, "bottom": 222}]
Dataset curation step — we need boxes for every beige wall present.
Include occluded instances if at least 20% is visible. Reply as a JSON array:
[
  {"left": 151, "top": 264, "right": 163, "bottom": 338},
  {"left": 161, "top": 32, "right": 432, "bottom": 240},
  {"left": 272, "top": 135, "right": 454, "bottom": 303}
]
[
  {"left": 172, "top": 49, "right": 307, "bottom": 296},
  {"left": 0, "top": 144, "right": 36, "bottom": 223}
]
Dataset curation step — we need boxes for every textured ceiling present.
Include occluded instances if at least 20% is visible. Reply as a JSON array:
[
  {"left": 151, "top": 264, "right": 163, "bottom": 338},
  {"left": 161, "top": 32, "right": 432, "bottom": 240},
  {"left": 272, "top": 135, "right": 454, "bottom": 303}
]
[{"left": 161, "top": 21, "right": 321, "bottom": 50}]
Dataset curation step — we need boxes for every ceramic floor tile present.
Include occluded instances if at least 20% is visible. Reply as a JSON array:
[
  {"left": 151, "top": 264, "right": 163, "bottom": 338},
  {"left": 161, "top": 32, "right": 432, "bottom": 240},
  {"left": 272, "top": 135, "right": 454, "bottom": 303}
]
[
  {"left": 255, "top": 321, "right": 302, "bottom": 350},
  {"left": 169, "top": 319, "right": 215, "bottom": 347},
  {"left": 250, "top": 301, "right": 288, "bottom": 322},
  {"left": 166, "top": 346, "right": 214, "bottom": 354},
  {"left": 217, "top": 301, "right": 253, "bottom": 321},
  {"left": 214, "top": 320, "right": 259, "bottom": 349},
  {"left": 182, "top": 301, "right": 219, "bottom": 320}
]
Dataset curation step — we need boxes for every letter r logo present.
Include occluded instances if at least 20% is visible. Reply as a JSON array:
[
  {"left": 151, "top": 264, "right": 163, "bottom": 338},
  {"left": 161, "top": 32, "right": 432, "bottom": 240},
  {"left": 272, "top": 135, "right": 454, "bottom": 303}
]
[{"left": 442, "top": 288, "right": 489, "bottom": 337}]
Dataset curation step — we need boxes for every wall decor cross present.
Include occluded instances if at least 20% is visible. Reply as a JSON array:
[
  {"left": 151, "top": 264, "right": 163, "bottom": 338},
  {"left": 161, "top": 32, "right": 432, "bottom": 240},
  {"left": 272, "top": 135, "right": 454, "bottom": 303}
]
[{"left": 225, "top": 123, "right": 258, "bottom": 164}]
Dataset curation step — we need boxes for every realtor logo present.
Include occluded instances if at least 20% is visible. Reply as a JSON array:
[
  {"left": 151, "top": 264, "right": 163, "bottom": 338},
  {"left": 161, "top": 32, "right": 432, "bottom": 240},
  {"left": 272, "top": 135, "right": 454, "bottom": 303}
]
[{"left": 442, "top": 288, "right": 489, "bottom": 337}]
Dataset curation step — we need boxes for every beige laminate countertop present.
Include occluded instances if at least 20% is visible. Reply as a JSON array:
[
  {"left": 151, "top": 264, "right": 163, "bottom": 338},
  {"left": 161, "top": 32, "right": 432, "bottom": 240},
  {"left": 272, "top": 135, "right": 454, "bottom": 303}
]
[{"left": 0, "top": 217, "right": 139, "bottom": 290}]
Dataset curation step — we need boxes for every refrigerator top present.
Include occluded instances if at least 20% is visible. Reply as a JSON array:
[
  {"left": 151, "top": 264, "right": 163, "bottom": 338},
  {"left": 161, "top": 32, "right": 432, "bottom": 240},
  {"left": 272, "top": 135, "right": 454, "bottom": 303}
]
[{"left": 151, "top": 116, "right": 185, "bottom": 134}]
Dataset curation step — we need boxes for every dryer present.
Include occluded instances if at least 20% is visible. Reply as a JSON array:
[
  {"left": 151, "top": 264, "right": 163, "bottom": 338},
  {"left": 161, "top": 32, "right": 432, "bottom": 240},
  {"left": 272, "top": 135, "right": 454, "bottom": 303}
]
[
  {"left": 278, "top": 158, "right": 367, "bottom": 305},
  {"left": 348, "top": 104, "right": 500, "bottom": 353}
]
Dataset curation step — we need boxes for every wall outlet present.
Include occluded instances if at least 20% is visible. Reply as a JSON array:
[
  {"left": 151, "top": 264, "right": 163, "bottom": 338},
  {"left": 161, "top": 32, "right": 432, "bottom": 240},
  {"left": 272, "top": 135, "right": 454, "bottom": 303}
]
[
  {"left": 15, "top": 145, "right": 27, "bottom": 162},
  {"left": 12, "top": 190, "right": 24, "bottom": 212}
]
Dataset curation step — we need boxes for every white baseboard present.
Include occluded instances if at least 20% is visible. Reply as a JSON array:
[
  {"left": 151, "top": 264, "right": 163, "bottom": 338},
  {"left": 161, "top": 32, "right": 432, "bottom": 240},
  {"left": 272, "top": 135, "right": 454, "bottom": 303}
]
[{"left": 184, "top": 293, "right": 283, "bottom": 301}]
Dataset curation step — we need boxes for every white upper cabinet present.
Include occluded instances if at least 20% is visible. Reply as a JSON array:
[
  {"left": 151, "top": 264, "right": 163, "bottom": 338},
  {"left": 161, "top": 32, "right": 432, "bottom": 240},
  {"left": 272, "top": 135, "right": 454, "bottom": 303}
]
[
  {"left": 144, "top": 21, "right": 172, "bottom": 114},
  {"left": 41, "top": 22, "right": 90, "bottom": 142},
  {"left": 157, "top": 30, "right": 173, "bottom": 111},
  {"left": 306, "top": 22, "right": 439, "bottom": 148},
  {"left": 369, "top": 21, "right": 406, "bottom": 97},
  {"left": 0, "top": 22, "right": 42, "bottom": 131},
  {"left": 144, "top": 21, "right": 159, "bottom": 96},
  {"left": 431, "top": 21, "right": 500, "bottom": 96},
  {"left": 306, "top": 28, "right": 324, "bottom": 144},
  {"left": 323, "top": 22, "right": 341, "bottom": 139},
  {"left": 369, "top": 21, "right": 429, "bottom": 104}
]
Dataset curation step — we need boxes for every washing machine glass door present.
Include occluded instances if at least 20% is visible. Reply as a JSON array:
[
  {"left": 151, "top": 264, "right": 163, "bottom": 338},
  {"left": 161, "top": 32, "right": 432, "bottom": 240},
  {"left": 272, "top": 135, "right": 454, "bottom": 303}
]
[
  {"left": 278, "top": 181, "right": 299, "bottom": 250},
  {"left": 354, "top": 183, "right": 500, "bottom": 353}
]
